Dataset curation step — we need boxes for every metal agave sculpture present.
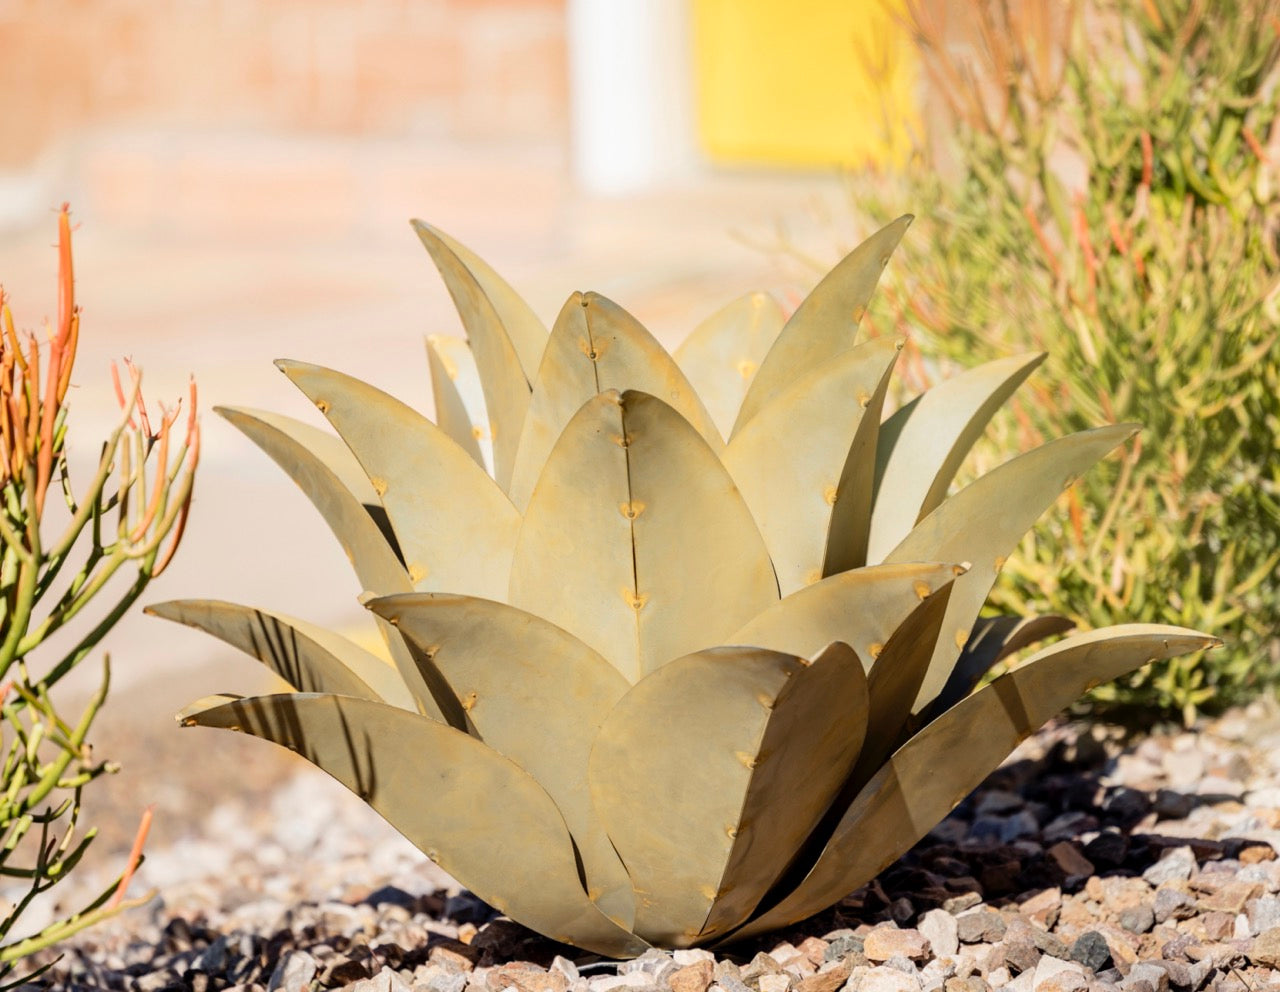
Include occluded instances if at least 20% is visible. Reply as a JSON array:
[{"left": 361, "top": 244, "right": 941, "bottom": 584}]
[{"left": 151, "top": 216, "right": 1215, "bottom": 956}]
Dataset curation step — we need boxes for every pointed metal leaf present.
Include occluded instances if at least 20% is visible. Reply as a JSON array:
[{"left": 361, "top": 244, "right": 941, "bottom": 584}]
[
  {"left": 925, "top": 614, "right": 1076, "bottom": 721},
  {"left": 426, "top": 335, "right": 490, "bottom": 473},
  {"left": 723, "top": 338, "right": 899, "bottom": 595},
  {"left": 178, "top": 694, "right": 242, "bottom": 721},
  {"left": 413, "top": 223, "right": 548, "bottom": 384},
  {"left": 508, "top": 293, "right": 725, "bottom": 512},
  {"left": 732, "top": 625, "right": 1217, "bottom": 939},
  {"left": 886, "top": 424, "right": 1138, "bottom": 714},
  {"left": 412, "top": 220, "right": 532, "bottom": 489},
  {"left": 729, "top": 562, "right": 963, "bottom": 672},
  {"left": 673, "top": 292, "right": 787, "bottom": 439},
  {"left": 216, "top": 406, "right": 414, "bottom": 679},
  {"left": 847, "top": 583, "right": 954, "bottom": 787},
  {"left": 146, "top": 599, "right": 417, "bottom": 711},
  {"left": 819, "top": 340, "right": 899, "bottom": 576},
  {"left": 510, "top": 390, "right": 777, "bottom": 682},
  {"left": 732, "top": 216, "right": 912, "bottom": 437},
  {"left": 181, "top": 693, "right": 647, "bottom": 957},
  {"left": 367, "top": 592, "right": 635, "bottom": 928},
  {"left": 867, "top": 353, "right": 1046, "bottom": 562},
  {"left": 589, "top": 643, "right": 867, "bottom": 947},
  {"left": 218, "top": 406, "right": 404, "bottom": 570},
  {"left": 278, "top": 361, "right": 520, "bottom": 601}
]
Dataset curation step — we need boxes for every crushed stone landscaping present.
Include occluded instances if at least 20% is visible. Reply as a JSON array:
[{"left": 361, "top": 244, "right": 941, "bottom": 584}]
[{"left": 26, "top": 700, "right": 1280, "bottom": 992}]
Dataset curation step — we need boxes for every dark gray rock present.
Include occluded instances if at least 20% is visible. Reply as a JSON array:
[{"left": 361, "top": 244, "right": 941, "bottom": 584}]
[{"left": 1069, "top": 932, "right": 1112, "bottom": 972}]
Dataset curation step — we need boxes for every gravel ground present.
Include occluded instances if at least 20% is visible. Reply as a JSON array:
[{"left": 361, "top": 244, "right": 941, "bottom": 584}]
[{"left": 19, "top": 699, "right": 1280, "bottom": 992}]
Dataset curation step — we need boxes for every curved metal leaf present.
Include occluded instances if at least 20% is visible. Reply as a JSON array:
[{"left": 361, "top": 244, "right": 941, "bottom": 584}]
[
  {"left": 181, "top": 693, "right": 647, "bottom": 957},
  {"left": 673, "top": 292, "right": 787, "bottom": 439},
  {"left": 278, "top": 361, "right": 520, "bottom": 602},
  {"left": 412, "top": 221, "right": 532, "bottom": 489},
  {"left": 412, "top": 223, "right": 548, "bottom": 384},
  {"left": 819, "top": 340, "right": 899, "bottom": 576},
  {"left": 217, "top": 406, "right": 415, "bottom": 681},
  {"left": 147, "top": 599, "right": 417, "bottom": 711},
  {"left": 885, "top": 424, "right": 1138, "bottom": 715},
  {"left": 731, "top": 215, "right": 912, "bottom": 437},
  {"left": 367, "top": 592, "right": 635, "bottom": 928},
  {"left": 847, "top": 583, "right": 954, "bottom": 787},
  {"left": 924, "top": 614, "right": 1076, "bottom": 721},
  {"left": 508, "top": 292, "right": 725, "bottom": 512},
  {"left": 589, "top": 643, "right": 867, "bottom": 947},
  {"left": 723, "top": 338, "right": 899, "bottom": 595},
  {"left": 510, "top": 390, "right": 777, "bottom": 682},
  {"left": 867, "top": 353, "right": 1046, "bottom": 562},
  {"left": 217, "top": 407, "right": 401, "bottom": 570},
  {"left": 732, "top": 625, "right": 1218, "bottom": 940},
  {"left": 729, "top": 562, "right": 963, "bottom": 671},
  {"left": 426, "top": 335, "right": 491, "bottom": 473}
]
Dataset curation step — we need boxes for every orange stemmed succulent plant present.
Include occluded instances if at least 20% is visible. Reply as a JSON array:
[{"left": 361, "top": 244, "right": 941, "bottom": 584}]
[{"left": 0, "top": 206, "right": 198, "bottom": 980}]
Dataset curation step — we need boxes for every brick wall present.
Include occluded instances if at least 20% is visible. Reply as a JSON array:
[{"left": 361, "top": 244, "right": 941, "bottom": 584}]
[{"left": 0, "top": 0, "right": 569, "bottom": 168}]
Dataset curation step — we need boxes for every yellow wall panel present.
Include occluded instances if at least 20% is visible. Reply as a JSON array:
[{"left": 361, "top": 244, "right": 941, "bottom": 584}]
[{"left": 692, "top": 0, "right": 918, "bottom": 167}]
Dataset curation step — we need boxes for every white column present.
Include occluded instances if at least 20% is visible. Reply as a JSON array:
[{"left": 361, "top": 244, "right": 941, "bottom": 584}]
[{"left": 566, "top": 0, "right": 698, "bottom": 195}]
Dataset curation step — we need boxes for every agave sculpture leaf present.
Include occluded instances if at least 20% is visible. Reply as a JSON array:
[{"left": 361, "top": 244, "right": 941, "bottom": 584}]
[{"left": 151, "top": 216, "right": 1216, "bottom": 956}]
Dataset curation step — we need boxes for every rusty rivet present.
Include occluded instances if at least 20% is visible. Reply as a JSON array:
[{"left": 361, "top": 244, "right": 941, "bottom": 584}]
[{"left": 619, "top": 500, "right": 646, "bottom": 520}]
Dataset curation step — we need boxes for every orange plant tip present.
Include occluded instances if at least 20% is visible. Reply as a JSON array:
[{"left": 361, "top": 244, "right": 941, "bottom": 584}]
[{"left": 109, "top": 805, "right": 155, "bottom": 909}]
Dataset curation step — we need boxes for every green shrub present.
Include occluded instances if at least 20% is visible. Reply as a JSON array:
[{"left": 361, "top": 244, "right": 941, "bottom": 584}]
[
  {"left": 0, "top": 206, "right": 198, "bottom": 984},
  {"left": 852, "top": 0, "right": 1280, "bottom": 722}
]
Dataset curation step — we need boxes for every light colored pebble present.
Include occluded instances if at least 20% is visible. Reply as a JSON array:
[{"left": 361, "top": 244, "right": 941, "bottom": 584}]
[{"left": 860, "top": 966, "right": 923, "bottom": 992}]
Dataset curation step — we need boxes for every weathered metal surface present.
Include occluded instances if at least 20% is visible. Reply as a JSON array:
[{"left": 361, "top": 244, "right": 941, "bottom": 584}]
[
  {"left": 216, "top": 406, "right": 416, "bottom": 680},
  {"left": 148, "top": 599, "right": 417, "bottom": 712},
  {"left": 818, "top": 340, "right": 899, "bottom": 576},
  {"left": 510, "top": 390, "right": 777, "bottom": 683},
  {"left": 412, "top": 223, "right": 548, "bottom": 385},
  {"left": 508, "top": 292, "right": 724, "bottom": 512},
  {"left": 886, "top": 424, "right": 1138, "bottom": 714},
  {"left": 589, "top": 643, "right": 866, "bottom": 946},
  {"left": 673, "top": 292, "right": 786, "bottom": 439},
  {"left": 925, "top": 614, "right": 1077, "bottom": 720},
  {"left": 426, "top": 335, "right": 491, "bottom": 473},
  {"left": 847, "top": 584, "right": 954, "bottom": 788},
  {"left": 367, "top": 591, "right": 635, "bottom": 928},
  {"left": 867, "top": 353, "right": 1046, "bottom": 563},
  {"left": 722, "top": 337, "right": 899, "bottom": 595},
  {"left": 729, "top": 562, "right": 962, "bottom": 671},
  {"left": 217, "top": 406, "right": 404, "bottom": 583},
  {"left": 411, "top": 221, "right": 534, "bottom": 489},
  {"left": 731, "top": 215, "right": 912, "bottom": 437},
  {"left": 182, "top": 693, "right": 649, "bottom": 957},
  {"left": 279, "top": 361, "right": 520, "bottom": 602},
  {"left": 730, "top": 625, "right": 1219, "bottom": 940}
]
